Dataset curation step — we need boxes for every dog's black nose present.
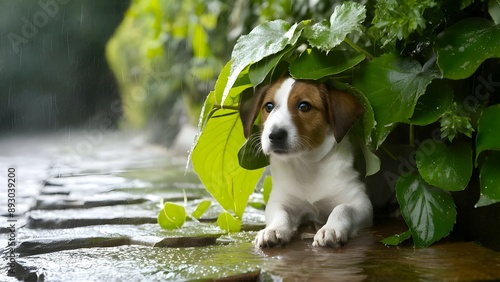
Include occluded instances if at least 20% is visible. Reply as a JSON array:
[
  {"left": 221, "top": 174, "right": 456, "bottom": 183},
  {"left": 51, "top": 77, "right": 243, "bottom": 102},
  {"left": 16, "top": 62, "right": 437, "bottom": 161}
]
[{"left": 269, "top": 128, "right": 288, "bottom": 143}]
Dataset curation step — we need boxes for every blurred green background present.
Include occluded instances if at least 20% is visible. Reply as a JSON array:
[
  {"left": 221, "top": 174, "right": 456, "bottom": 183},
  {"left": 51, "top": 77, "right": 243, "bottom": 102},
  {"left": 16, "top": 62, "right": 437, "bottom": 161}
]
[{"left": 0, "top": 0, "right": 339, "bottom": 145}]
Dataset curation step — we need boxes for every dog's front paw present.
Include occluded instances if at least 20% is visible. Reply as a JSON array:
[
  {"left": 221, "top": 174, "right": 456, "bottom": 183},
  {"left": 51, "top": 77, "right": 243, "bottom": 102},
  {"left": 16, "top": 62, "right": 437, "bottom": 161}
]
[
  {"left": 255, "top": 228, "right": 293, "bottom": 248},
  {"left": 312, "top": 226, "right": 347, "bottom": 247}
]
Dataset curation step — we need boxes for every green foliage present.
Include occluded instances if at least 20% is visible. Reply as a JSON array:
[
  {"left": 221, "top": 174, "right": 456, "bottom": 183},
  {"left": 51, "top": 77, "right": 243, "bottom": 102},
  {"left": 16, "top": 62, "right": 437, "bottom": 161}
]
[
  {"left": 370, "top": 0, "right": 438, "bottom": 47},
  {"left": 352, "top": 54, "right": 439, "bottom": 148},
  {"left": 435, "top": 18, "right": 500, "bottom": 80},
  {"left": 396, "top": 174, "right": 457, "bottom": 248},
  {"left": 476, "top": 104, "right": 500, "bottom": 159},
  {"left": 289, "top": 49, "right": 365, "bottom": 80},
  {"left": 221, "top": 19, "right": 305, "bottom": 103},
  {"left": 110, "top": 0, "right": 498, "bottom": 245},
  {"left": 304, "top": 2, "right": 366, "bottom": 51},
  {"left": 189, "top": 0, "right": 500, "bottom": 246},
  {"left": 477, "top": 151, "right": 500, "bottom": 207},
  {"left": 475, "top": 105, "right": 500, "bottom": 208},
  {"left": 409, "top": 80, "right": 454, "bottom": 126},
  {"left": 416, "top": 141, "right": 472, "bottom": 191},
  {"left": 439, "top": 104, "right": 475, "bottom": 142}
]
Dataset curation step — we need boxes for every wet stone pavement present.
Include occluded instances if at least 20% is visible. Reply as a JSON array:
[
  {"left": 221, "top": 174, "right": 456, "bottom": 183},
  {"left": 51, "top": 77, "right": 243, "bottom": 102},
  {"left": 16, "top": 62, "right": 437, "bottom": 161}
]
[{"left": 2, "top": 130, "right": 500, "bottom": 281}]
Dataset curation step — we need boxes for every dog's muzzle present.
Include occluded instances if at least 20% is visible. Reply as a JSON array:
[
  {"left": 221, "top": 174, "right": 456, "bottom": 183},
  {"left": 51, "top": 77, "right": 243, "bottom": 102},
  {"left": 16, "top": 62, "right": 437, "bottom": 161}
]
[{"left": 268, "top": 128, "right": 289, "bottom": 154}]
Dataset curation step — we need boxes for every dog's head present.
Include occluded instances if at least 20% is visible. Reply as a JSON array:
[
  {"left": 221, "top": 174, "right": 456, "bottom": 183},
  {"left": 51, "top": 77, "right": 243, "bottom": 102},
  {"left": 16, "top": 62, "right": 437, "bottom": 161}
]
[{"left": 240, "top": 77, "right": 362, "bottom": 157}]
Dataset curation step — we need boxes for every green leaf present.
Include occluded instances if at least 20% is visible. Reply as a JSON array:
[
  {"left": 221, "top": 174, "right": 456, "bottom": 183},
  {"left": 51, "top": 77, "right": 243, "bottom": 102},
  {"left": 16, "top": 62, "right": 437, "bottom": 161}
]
[
  {"left": 477, "top": 151, "right": 500, "bottom": 207},
  {"left": 304, "top": 2, "right": 366, "bottom": 51},
  {"left": 263, "top": 175, "right": 273, "bottom": 204},
  {"left": 381, "top": 230, "right": 412, "bottom": 246},
  {"left": 222, "top": 20, "right": 306, "bottom": 104},
  {"left": 289, "top": 49, "right": 365, "bottom": 80},
  {"left": 416, "top": 141, "right": 472, "bottom": 191},
  {"left": 476, "top": 104, "right": 500, "bottom": 160},
  {"left": 396, "top": 174, "right": 456, "bottom": 248},
  {"left": 217, "top": 211, "right": 242, "bottom": 233},
  {"left": 195, "top": 62, "right": 231, "bottom": 135},
  {"left": 436, "top": 18, "right": 500, "bottom": 80},
  {"left": 359, "top": 142, "right": 381, "bottom": 176},
  {"left": 191, "top": 107, "right": 264, "bottom": 218},
  {"left": 409, "top": 80, "right": 454, "bottom": 126},
  {"left": 370, "top": 0, "right": 437, "bottom": 47},
  {"left": 353, "top": 54, "right": 438, "bottom": 148},
  {"left": 249, "top": 46, "right": 295, "bottom": 87},
  {"left": 158, "top": 202, "right": 186, "bottom": 230},
  {"left": 238, "top": 131, "right": 270, "bottom": 170},
  {"left": 191, "top": 200, "right": 212, "bottom": 220}
]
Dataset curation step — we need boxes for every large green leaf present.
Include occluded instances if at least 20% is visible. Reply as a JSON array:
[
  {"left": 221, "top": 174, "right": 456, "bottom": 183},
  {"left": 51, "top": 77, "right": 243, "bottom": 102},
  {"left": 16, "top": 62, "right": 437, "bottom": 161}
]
[
  {"left": 477, "top": 151, "right": 500, "bottom": 207},
  {"left": 436, "top": 18, "right": 500, "bottom": 80},
  {"left": 409, "top": 80, "right": 454, "bottom": 126},
  {"left": 289, "top": 49, "right": 365, "bottom": 80},
  {"left": 221, "top": 20, "right": 306, "bottom": 104},
  {"left": 476, "top": 104, "right": 500, "bottom": 160},
  {"left": 304, "top": 2, "right": 366, "bottom": 51},
  {"left": 353, "top": 54, "right": 439, "bottom": 148},
  {"left": 416, "top": 141, "right": 472, "bottom": 191},
  {"left": 191, "top": 108, "right": 264, "bottom": 219},
  {"left": 191, "top": 62, "right": 252, "bottom": 160},
  {"left": 396, "top": 174, "right": 456, "bottom": 248}
]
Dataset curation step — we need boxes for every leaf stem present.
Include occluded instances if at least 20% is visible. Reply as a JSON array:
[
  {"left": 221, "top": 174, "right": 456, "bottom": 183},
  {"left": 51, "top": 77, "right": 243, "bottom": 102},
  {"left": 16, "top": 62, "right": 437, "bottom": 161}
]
[{"left": 344, "top": 38, "right": 374, "bottom": 60}]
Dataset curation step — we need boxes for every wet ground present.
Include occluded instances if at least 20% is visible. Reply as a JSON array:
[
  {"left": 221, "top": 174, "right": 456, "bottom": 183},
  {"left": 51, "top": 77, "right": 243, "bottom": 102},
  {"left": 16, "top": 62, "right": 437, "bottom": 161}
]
[{"left": 2, "top": 129, "right": 500, "bottom": 281}]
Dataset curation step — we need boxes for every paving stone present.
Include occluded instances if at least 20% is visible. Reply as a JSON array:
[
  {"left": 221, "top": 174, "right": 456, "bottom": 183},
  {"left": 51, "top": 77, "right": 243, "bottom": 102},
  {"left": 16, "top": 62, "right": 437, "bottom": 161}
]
[
  {"left": 34, "top": 193, "right": 149, "bottom": 210},
  {"left": 26, "top": 205, "right": 158, "bottom": 229}
]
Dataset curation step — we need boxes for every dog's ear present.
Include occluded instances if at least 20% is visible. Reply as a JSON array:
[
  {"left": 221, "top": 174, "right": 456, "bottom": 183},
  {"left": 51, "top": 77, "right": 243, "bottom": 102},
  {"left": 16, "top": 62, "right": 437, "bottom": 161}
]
[
  {"left": 325, "top": 88, "right": 363, "bottom": 143},
  {"left": 239, "top": 85, "right": 269, "bottom": 138}
]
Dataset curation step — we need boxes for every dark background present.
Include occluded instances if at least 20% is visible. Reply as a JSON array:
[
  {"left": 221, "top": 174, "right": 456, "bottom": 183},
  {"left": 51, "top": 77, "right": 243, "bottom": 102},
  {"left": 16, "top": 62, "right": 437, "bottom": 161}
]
[{"left": 0, "top": 0, "right": 130, "bottom": 133}]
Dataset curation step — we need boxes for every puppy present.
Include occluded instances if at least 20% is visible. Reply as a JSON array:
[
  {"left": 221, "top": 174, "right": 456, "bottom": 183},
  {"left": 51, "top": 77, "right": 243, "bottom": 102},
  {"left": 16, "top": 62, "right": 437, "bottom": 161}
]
[{"left": 240, "top": 77, "right": 373, "bottom": 248}]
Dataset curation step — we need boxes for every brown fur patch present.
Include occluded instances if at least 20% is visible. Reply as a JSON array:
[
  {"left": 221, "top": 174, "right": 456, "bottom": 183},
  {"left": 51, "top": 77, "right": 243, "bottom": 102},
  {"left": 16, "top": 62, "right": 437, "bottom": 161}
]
[{"left": 287, "top": 80, "right": 329, "bottom": 150}]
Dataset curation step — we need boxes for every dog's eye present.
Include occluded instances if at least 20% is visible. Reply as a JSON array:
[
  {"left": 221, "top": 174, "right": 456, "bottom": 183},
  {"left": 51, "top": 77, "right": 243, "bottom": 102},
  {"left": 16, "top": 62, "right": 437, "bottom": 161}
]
[
  {"left": 264, "top": 102, "right": 274, "bottom": 113},
  {"left": 297, "top": 102, "right": 311, "bottom": 112}
]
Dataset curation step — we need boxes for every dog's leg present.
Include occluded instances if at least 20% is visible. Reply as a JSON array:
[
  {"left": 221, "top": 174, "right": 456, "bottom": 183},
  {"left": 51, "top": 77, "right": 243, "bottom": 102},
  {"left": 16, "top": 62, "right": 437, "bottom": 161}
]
[
  {"left": 255, "top": 202, "right": 297, "bottom": 248},
  {"left": 312, "top": 197, "right": 372, "bottom": 247}
]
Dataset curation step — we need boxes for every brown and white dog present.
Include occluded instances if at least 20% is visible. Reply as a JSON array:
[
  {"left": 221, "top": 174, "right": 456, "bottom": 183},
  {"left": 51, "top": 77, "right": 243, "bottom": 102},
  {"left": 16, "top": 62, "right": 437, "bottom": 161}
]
[{"left": 240, "top": 77, "right": 373, "bottom": 248}]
